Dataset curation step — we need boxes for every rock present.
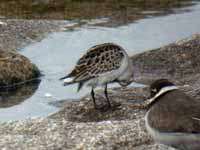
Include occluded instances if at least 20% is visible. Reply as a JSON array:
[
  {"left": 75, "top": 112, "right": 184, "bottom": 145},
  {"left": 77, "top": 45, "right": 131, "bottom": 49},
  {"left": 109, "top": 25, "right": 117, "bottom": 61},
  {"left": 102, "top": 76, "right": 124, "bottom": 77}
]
[
  {"left": 0, "top": 34, "right": 200, "bottom": 149},
  {"left": 132, "top": 34, "right": 200, "bottom": 85},
  {"left": 0, "top": 49, "right": 40, "bottom": 87},
  {"left": 0, "top": 19, "right": 68, "bottom": 51}
]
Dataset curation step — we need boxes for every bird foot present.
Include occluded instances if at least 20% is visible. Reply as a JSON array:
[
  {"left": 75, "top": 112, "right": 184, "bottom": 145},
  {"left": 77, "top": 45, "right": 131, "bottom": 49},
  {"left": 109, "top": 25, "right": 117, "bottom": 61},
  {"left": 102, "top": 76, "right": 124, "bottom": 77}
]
[
  {"left": 95, "top": 102, "right": 121, "bottom": 112},
  {"left": 95, "top": 104, "right": 111, "bottom": 112}
]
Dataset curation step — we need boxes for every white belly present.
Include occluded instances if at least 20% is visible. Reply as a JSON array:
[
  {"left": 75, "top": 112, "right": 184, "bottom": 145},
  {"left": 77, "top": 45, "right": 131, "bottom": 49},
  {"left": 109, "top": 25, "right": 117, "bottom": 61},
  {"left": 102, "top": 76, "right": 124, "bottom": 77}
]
[
  {"left": 86, "top": 68, "right": 123, "bottom": 87},
  {"left": 86, "top": 56, "right": 130, "bottom": 88},
  {"left": 145, "top": 111, "right": 200, "bottom": 150}
]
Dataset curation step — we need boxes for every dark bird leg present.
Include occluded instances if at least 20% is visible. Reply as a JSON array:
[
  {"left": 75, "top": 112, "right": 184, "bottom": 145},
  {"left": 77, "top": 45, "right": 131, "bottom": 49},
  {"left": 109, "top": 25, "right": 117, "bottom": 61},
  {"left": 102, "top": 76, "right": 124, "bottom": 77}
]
[
  {"left": 91, "top": 85, "right": 113, "bottom": 111},
  {"left": 91, "top": 88, "right": 98, "bottom": 109},
  {"left": 104, "top": 83, "right": 112, "bottom": 108}
]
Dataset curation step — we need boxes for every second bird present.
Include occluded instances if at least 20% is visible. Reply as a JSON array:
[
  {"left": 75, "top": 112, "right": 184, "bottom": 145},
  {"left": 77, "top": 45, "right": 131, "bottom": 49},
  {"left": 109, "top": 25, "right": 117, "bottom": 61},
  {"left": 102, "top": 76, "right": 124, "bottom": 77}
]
[{"left": 60, "top": 43, "right": 134, "bottom": 111}]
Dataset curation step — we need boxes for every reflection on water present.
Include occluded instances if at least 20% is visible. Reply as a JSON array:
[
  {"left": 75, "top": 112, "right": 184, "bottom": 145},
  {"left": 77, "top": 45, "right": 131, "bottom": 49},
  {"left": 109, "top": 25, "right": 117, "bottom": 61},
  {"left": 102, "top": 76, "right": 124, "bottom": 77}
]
[
  {"left": 0, "top": 1, "right": 200, "bottom": 121},
  {"left": 0, "top": 80, "right": 40, "bottom": 108}
]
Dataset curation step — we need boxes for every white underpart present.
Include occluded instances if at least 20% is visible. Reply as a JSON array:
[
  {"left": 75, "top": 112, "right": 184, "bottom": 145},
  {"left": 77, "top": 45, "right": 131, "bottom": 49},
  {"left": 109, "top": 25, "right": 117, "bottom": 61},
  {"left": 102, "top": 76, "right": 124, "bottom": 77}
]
[
  {"left": 145, "top": 112, "right": 200, "bottom": 150},
  {"left": 86, "top": 52, "right": 132, "bottom": 88},
  {"left": 145, "top": 86, "right": 200, "bottom": 150},
  {"left": 118, "top": 57, "right": 133, "bottom": 81}
]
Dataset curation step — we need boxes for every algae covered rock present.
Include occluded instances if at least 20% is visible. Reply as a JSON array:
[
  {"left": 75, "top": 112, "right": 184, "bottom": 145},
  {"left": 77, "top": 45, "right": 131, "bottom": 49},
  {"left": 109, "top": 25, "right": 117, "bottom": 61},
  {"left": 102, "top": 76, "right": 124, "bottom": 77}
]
[{"left": 0, "top": 49, "right": 40, "bottom": 88}]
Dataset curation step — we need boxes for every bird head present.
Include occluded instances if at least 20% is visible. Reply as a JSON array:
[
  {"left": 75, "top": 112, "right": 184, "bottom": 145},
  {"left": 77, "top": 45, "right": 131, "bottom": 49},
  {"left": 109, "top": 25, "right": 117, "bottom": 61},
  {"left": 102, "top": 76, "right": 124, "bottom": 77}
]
[{"left": 150, "top": 79, "right": 175, "bottom": 97}]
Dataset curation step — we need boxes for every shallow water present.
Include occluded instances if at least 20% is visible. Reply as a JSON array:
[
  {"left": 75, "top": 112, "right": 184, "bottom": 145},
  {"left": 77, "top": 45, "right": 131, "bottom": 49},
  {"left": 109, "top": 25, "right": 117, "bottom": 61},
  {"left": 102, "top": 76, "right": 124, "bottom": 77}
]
[{"left": 1, "top": 2, "right": 200, "bottom": 121}]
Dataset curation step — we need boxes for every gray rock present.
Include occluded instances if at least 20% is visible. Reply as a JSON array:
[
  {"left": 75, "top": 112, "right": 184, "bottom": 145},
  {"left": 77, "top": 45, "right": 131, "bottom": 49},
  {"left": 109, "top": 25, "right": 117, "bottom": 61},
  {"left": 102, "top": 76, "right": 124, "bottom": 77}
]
[{"left": 132, "top": 34, "right": 200, "bottom": 85}]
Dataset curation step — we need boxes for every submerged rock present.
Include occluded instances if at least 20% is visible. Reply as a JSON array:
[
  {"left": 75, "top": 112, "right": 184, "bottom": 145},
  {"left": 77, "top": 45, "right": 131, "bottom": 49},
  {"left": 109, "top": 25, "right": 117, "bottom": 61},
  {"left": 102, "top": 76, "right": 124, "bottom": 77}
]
[
  {"left": 0, "top": 49, "right": 40, "bottom": 88},
  {"left": 0, "top": 34, "right": 200, "bottom": 150}
]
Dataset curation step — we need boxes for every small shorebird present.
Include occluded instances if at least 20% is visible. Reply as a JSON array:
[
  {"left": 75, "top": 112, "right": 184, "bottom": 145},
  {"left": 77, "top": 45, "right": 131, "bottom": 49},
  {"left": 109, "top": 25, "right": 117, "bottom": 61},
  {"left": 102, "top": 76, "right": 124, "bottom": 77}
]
[
  {"left": 144, "top": 79, "right": 200, "bottom": 150},
  {"left": 60, "top": 43, "right": 134, "bottom": 110}
]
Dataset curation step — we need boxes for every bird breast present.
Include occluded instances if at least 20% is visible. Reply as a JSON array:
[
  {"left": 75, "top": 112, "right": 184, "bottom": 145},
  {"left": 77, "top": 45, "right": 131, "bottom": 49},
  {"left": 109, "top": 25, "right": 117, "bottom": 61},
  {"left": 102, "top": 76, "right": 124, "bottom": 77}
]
[{"left": 86, "top": 56, "right": 130, "bottom": 88}]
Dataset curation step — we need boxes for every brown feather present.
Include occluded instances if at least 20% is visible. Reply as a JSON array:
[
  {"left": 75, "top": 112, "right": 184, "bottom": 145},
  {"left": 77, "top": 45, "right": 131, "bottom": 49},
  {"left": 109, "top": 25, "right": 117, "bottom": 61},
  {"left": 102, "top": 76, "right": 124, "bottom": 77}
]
[
  {"left": 148, "top": 90, "right": 200, "bottom": 133},
  {"left": 66, "top": 43, "right": 125, "bottom": 83}
]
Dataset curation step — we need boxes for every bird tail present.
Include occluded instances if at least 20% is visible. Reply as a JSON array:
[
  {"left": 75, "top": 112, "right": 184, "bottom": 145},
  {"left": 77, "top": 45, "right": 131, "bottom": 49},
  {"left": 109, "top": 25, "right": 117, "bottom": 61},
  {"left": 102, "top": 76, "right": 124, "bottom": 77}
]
[
  {"left": 60, "top": 75, "right": 69, "bottom": 80},
  {"left": 60, "top": 75, "right": 75, "bottom": 86}
]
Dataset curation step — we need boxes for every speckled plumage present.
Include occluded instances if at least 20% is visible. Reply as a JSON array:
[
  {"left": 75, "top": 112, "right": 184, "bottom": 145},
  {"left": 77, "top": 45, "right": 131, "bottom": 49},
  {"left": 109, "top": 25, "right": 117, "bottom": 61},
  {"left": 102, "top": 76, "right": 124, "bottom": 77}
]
[
  {"left": 61, "top": 43, "right": 134, "bottom": 110},
  {"left": 68, "top": 43, "right": 125, "bottom": 83}
]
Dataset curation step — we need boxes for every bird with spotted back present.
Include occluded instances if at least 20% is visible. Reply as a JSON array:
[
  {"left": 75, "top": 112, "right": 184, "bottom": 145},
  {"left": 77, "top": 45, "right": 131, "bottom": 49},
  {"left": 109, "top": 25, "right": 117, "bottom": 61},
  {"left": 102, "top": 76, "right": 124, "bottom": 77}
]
[
  {"left": 60, "top": 43, "right": 134, "bottom": 111},
  {"left": 145, "top": 79, "right": 200, "bottom": 150}
]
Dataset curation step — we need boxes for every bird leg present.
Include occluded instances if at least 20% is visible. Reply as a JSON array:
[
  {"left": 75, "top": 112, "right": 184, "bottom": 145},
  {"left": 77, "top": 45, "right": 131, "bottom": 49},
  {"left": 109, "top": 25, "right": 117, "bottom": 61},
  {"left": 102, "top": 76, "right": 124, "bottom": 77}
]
[
  {"left": 91, "top": 85, "right": 120, "bottom": 112},
  {"left": 104, "top": 83, "right": 112, "bottom": 108},
  {"left": 91, "top": 87, "right": 111, "bottom": 111},
  {"left": 91, "top": 88, "right": 98, "bottom": 109}
]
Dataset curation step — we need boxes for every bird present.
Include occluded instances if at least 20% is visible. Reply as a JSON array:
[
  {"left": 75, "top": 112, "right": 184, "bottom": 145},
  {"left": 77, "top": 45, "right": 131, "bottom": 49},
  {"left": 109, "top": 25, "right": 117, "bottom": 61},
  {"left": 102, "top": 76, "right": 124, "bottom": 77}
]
[
  {"left": 60, "top": 43, "right": 134, "bottom": 111},
  {"left": 145, "top": 79, "right": 200, "bottom": 150}
]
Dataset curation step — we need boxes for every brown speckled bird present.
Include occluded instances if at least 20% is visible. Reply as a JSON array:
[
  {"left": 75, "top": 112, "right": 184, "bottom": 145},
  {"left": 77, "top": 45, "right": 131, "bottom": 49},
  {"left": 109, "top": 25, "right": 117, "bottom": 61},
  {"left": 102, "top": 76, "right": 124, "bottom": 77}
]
[{"left": 60, "top": 43, "right": 134, "bottom": 110}]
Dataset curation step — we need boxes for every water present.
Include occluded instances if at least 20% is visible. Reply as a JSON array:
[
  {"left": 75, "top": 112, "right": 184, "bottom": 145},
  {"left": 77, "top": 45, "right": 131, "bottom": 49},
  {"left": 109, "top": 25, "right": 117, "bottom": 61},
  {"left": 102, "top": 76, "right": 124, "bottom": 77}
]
[{"left": 0, "top": 2, "right": 200, "bottom": 121}]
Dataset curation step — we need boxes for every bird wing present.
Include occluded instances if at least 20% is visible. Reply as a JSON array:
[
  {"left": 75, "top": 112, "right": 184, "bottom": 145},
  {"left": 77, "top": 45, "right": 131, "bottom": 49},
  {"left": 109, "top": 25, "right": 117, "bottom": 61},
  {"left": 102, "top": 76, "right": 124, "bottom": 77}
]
[
  {"left": 69, "top": 43, "right": 125, "bottom": 83},
  {"left": 148, "top": 90, "right": 200, "bottom": 133}
]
